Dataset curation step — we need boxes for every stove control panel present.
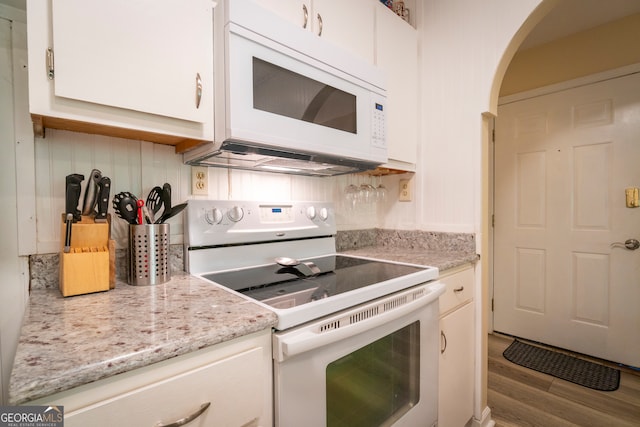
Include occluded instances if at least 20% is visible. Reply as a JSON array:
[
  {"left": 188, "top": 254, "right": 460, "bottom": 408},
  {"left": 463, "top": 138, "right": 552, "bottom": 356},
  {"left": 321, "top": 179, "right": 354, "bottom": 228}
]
[{"left": 185, "top": 200, "right": 336, "bottom": 247}]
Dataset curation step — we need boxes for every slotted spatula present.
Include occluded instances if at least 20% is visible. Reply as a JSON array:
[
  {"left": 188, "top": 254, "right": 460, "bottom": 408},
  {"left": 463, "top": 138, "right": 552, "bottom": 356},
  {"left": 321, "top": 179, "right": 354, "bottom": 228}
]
[
  {"left": 145, "top": 186, "right": 164, "bottom": 222},
  {"left": 113, "top": 192, "right": 138, "bottom": 224}
]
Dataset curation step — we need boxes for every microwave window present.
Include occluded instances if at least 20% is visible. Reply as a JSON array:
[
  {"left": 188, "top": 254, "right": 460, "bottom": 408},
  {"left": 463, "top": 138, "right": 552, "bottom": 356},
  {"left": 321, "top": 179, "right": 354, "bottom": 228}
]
[
  {"left": 253, "top": 57, "right": 357, "bottom": 134},
  {"left": 326, "top": 321, "right": 420, "bottom": 427}
]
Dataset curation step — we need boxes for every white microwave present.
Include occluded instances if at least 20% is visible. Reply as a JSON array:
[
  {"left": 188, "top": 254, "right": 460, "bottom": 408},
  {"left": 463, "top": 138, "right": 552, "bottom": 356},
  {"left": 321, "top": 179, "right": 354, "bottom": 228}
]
[{"left": 184, "top": 0, "right": 387, "bottom": 176}]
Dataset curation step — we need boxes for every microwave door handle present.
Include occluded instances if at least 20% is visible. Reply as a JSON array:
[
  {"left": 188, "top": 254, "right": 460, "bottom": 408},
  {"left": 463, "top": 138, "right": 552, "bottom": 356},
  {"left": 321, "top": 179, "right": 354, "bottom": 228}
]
[{"left": 275, "top": 282, "right": 445, "bottom": 362}]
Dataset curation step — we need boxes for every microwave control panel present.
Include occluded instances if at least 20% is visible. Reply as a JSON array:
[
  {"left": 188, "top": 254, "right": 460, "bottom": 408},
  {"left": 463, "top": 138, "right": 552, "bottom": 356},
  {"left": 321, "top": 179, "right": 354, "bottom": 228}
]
[{"left": 371, "top": 98, "right": 386, "bottom": 149}]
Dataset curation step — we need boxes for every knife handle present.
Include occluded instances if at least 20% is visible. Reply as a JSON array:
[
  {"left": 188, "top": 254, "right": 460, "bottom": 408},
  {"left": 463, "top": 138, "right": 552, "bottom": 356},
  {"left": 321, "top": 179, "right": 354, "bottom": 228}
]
[
  {"left": 95, "top": 176, "right": 111, "bottom": 223},
  {"left": 65, "top": 174, "right": 84, "bottom": 222},
  {"left": 82, "top": 169, "right": 102, "bottom": 215}
]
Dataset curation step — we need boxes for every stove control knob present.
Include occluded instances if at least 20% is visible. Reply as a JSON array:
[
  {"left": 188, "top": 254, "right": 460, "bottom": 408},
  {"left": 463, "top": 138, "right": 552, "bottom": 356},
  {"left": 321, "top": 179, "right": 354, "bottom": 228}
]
[
  {"left": 306, "top": 206, "right": 316, "bottom": 220},
  {"left": 205, "top": 208, "right": 223, "bottom": 225},
  {"left": 227, "top": 206, "right": 244, "bottom": 222},
  {"left": 319, "top": 207, "right": 329, "bottom": 221}
]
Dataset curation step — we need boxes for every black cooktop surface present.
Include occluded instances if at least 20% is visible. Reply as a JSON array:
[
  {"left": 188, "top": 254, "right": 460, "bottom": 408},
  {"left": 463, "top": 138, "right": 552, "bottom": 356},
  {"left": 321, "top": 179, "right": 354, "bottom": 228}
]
[{"left": 201, "top": 255, "right": 427, "bottom": 305}]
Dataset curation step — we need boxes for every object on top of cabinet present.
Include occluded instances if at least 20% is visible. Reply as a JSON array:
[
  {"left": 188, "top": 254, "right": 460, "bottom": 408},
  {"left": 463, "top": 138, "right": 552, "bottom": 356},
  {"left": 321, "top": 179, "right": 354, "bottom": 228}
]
[{"left": 27, "top": 0, "right": 214, "bottom": 153}]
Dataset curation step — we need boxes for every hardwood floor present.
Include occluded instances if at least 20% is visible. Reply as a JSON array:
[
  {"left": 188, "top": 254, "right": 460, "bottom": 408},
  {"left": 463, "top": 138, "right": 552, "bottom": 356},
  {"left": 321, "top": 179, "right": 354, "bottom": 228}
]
[{"left": 488, "top": 333, "right": 640, "bottom": 427}]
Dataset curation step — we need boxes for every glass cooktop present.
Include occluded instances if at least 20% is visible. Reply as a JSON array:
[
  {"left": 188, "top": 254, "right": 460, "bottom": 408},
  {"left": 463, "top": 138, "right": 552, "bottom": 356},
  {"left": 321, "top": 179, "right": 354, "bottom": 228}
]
[{"left": 202, "top": 255, "right": 428, "bottom": 309}]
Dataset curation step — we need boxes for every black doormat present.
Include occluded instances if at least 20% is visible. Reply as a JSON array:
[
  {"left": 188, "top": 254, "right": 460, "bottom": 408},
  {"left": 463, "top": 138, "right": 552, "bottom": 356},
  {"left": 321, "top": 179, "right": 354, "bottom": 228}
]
[{"left": 503, "top": 340, "right": 620, "bottom": 391}]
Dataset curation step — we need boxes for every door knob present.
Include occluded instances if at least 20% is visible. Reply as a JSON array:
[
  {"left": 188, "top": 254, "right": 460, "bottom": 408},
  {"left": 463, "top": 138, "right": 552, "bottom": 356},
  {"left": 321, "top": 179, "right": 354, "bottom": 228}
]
[{"left": 611, "top": 239, "right": 640, "bottom": 250}]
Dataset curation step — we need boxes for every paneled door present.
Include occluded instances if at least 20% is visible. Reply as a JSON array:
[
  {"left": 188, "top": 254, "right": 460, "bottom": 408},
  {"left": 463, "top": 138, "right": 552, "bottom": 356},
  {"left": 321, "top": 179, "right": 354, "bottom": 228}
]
[{"left": 493, "top": 72, "right": 640, "bottom": 367}]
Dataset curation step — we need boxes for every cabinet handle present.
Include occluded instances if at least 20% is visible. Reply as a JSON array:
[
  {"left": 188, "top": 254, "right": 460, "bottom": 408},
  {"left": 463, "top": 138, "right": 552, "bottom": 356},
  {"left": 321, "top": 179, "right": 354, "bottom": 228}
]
[
  {"left": 195, "top": 73, "right": 203, "bottom": 109},
  {"left": 302, "top": 4, "right": 308, "bottom": 28},
  {"left": 453, "top": 286, "right": 464, "bottom": 293},
  {"left": 440, "top": 331, "right": 447, "bottom": 354},
  {"left": 155, "top": 402, "right": 210, "bottom": 427},
  {"left": 317, "top": 13, "right": 323, "bottom": 36}
]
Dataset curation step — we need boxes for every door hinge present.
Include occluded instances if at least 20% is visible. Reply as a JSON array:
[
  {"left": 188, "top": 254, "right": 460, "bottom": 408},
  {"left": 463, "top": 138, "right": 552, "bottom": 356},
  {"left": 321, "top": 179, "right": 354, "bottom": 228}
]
[
  {"left": 491, "top": 298, "right": 494, "bottom": 312},
  {"left": 491, "top": 214, "right": 495, "bottom": 227},
  {"left": 46, "top": 47, "right": 54, "bottom": 80},
  {"left": 492, "top": 128, "right": 495, "bottom": 142}
]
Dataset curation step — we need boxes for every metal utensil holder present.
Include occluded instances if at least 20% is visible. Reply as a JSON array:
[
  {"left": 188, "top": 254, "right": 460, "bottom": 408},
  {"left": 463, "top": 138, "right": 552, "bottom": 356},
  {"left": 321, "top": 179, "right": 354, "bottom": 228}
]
[{"left": 129, "top": 223, "right": 170, "bottom": 286}]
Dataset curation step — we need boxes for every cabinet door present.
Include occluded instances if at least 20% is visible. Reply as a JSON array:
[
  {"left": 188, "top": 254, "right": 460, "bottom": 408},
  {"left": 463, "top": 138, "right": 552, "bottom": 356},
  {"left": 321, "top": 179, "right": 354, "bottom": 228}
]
[
  {"left": 253, "top": 0, "right": 309, "bottom": 29},
  {"left": 313, "top": 0, "right": 374, "bottom": 63},
  {"left": 375, "top": 4, "right": 417, "bottom": 169},
  {"left": 439, "top": 302, "right": 475, "bottom": 427},
  {"left": 51, "top": 0, "right": 213, "bottom": 123},
  {"left": 64, "top": 347, "right": 265, "bottom": 427}
]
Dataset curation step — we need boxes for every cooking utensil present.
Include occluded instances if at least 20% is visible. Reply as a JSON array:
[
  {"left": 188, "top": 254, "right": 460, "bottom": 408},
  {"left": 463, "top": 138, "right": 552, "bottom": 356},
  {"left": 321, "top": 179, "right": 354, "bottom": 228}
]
[
  {"left": 65, "top": 173, "right": 84, "bottom": 222},
  {"left": 275, "top": 256, "right": 321, "bottom": 276},
  {"left": 137, "top": 199, "right": 144, "bottom": 225},
  {"left": 63, "top": 213, "right": 73, "bottom": 253},
  {"left": 112, "top": 192, "right": 138, "bottom": 224},
  {"left": 146, "top": 186, "right": 164, "bottom": 219},
  {"left": 81, "top": 169, "right": 102, "bottom": 215},
  {"left": 162, "top": 183, "right": 172, "bottom": 214},
  {"left": 94, "top": 176, "right": 111, "bottom": 223},
  {"left": 142, "top": 206, "right": 153, "bottom": 224},
  {"left": 156, "top": 202, "right": 187, "bottom": 223}
]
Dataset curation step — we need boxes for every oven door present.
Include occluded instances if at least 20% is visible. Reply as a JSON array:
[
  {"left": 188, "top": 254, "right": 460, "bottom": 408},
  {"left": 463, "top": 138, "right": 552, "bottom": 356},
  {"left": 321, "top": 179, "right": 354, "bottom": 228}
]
[{"left": 273, "top": 282, "right": 444, "bottom": 427}]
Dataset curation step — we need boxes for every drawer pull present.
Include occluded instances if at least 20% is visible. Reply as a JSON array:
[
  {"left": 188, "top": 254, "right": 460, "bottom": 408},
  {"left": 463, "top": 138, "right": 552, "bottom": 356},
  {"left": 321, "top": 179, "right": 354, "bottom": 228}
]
[
  {"left": 155, "top": 402, "right": 210, "bottom": 427},
  {"left": 453, "top": 286, "right": 464, "bottom": 293}
]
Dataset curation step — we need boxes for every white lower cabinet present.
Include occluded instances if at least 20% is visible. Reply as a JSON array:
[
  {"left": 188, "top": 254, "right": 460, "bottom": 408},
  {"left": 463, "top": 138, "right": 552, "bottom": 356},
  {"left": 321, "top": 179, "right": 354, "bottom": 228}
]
[
  {"left": 29, "top": 330, "right": 273, "bottom": 427},
  {"left": 438, "top": 266, "right": 475, "bottom": 427}
]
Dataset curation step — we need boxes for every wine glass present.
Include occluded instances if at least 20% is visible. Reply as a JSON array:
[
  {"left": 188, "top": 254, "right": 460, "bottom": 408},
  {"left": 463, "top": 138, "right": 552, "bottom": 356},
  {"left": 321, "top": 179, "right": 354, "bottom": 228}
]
[
  {"left": 376, "top": 175, "right": 387, "bottom": 203},
  {"left": 344, "top": 177, "right": 359, "bottom": 209},
  {"left": 358, "top": 175, "right": 376, "bottom": 204}
]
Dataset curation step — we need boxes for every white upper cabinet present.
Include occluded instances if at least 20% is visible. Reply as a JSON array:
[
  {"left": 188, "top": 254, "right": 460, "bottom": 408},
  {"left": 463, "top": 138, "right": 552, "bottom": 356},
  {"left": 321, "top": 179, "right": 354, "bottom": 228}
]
[
  {"left": 254, "top": 0, "right": 375, "bottom": 63},
  {"left": 27, "top": 0, "right": 214, "bottom": 150},
  {"left": 374, "top": 3, "right": 418, "bottom": 171}
]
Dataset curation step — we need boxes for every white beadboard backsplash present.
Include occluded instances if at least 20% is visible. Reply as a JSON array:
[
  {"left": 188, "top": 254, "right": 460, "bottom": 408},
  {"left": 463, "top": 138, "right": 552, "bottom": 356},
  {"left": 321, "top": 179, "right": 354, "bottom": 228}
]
[{"left": 34, "top": 129, "right": 390, "bottom": 254}]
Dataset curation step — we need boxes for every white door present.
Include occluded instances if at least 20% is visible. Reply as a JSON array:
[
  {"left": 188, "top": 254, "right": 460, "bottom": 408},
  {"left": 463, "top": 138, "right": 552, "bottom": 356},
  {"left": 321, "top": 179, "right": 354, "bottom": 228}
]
[{"left": 493, "top": 72, "right": 640, "bottom": 367}]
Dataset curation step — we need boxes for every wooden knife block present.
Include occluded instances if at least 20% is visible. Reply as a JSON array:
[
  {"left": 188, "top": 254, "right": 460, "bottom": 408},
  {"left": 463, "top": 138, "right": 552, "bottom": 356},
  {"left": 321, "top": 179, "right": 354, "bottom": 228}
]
[{"left": 59, "top": 214, "right": 115, "bottom": 297}]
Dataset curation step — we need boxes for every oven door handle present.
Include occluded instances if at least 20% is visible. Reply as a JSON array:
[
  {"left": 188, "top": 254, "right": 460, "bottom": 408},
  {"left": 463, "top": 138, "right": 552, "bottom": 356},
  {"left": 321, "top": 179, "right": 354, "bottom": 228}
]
[{"left": 275, "top": 282, "right": 445, "bottom": 361}]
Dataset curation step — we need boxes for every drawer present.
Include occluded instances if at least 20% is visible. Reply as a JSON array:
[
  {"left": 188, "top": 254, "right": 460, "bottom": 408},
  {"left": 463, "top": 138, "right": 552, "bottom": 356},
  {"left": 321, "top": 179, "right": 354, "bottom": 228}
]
[
  {"left": 439, "top": 266, "right": 474, "bottom": 316},
  {"left": 65, "top": 347, "right": 265, "bottom": 427}
]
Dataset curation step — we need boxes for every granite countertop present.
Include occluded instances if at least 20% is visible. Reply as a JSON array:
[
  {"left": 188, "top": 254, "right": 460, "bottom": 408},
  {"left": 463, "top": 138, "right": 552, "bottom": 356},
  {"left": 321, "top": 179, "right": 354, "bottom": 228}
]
[
  {"left": 8, "top": 272, "right": 277, "bottom": 405},
  {"left": 340, "top": 247, "right": 478, "bottom": 272}
]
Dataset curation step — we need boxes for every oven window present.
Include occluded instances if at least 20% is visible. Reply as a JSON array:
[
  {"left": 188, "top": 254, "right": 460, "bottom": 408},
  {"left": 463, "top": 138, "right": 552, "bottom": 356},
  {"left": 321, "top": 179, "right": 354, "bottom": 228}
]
[
  {"left": 253, "top": 57, "right": 357, "bottom": 133},
  {"left": 326, "top": 321, "right": 420, "bottom": 427}
]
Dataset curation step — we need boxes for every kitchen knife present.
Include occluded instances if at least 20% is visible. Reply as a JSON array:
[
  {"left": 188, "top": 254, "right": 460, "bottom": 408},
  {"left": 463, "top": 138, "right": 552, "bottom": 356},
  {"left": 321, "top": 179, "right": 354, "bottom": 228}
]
[
  {"left": 65, "top": 173, "right": 84, "bottom": 222},
  {"left": 63, "top": 213, "right": 73, "bottom": 253},
  {"left": 81, "top": 169, "right": 102, "bottom": 216},
  {"left": 94, "top": 176, "right": 111, "bottom": 223}
]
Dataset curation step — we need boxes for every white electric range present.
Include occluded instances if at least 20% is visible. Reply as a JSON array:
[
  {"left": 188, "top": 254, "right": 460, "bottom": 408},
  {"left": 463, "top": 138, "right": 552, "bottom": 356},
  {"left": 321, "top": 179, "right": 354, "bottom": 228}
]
[{"left": 184, "top": 200, "right": 443, "bottom": 427}]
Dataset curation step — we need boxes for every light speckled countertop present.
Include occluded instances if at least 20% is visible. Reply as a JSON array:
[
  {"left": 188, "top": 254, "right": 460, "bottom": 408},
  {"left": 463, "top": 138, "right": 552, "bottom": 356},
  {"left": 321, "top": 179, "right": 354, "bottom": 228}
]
[
  {"left": 8, "top": 272, "right": 277, "bottom": 405},
  {"left": 340, "top": 247, "right": 478, "bottom": 272}
]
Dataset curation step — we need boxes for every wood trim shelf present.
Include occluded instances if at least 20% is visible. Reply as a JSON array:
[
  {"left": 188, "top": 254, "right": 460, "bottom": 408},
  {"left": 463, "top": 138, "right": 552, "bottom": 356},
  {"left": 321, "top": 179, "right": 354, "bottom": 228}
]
[{"left": 31, "top": 114, "right": 208, "bottom": 154}]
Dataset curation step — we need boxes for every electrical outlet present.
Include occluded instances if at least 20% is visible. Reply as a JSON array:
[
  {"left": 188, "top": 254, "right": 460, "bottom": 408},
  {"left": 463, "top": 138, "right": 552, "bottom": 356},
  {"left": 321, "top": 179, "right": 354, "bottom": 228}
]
[
  {"left": 191, "top": 166, "right": 209, "bottom": 196},
  {"left": 399, "top": 179, "right": 412, "bottom": 202}
]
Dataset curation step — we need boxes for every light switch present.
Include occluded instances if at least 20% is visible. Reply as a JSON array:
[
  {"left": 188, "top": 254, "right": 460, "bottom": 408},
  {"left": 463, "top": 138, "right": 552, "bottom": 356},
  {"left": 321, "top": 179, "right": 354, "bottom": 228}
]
[{"left": 625, "top": 187, "right": 639, "bottom": 208}]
